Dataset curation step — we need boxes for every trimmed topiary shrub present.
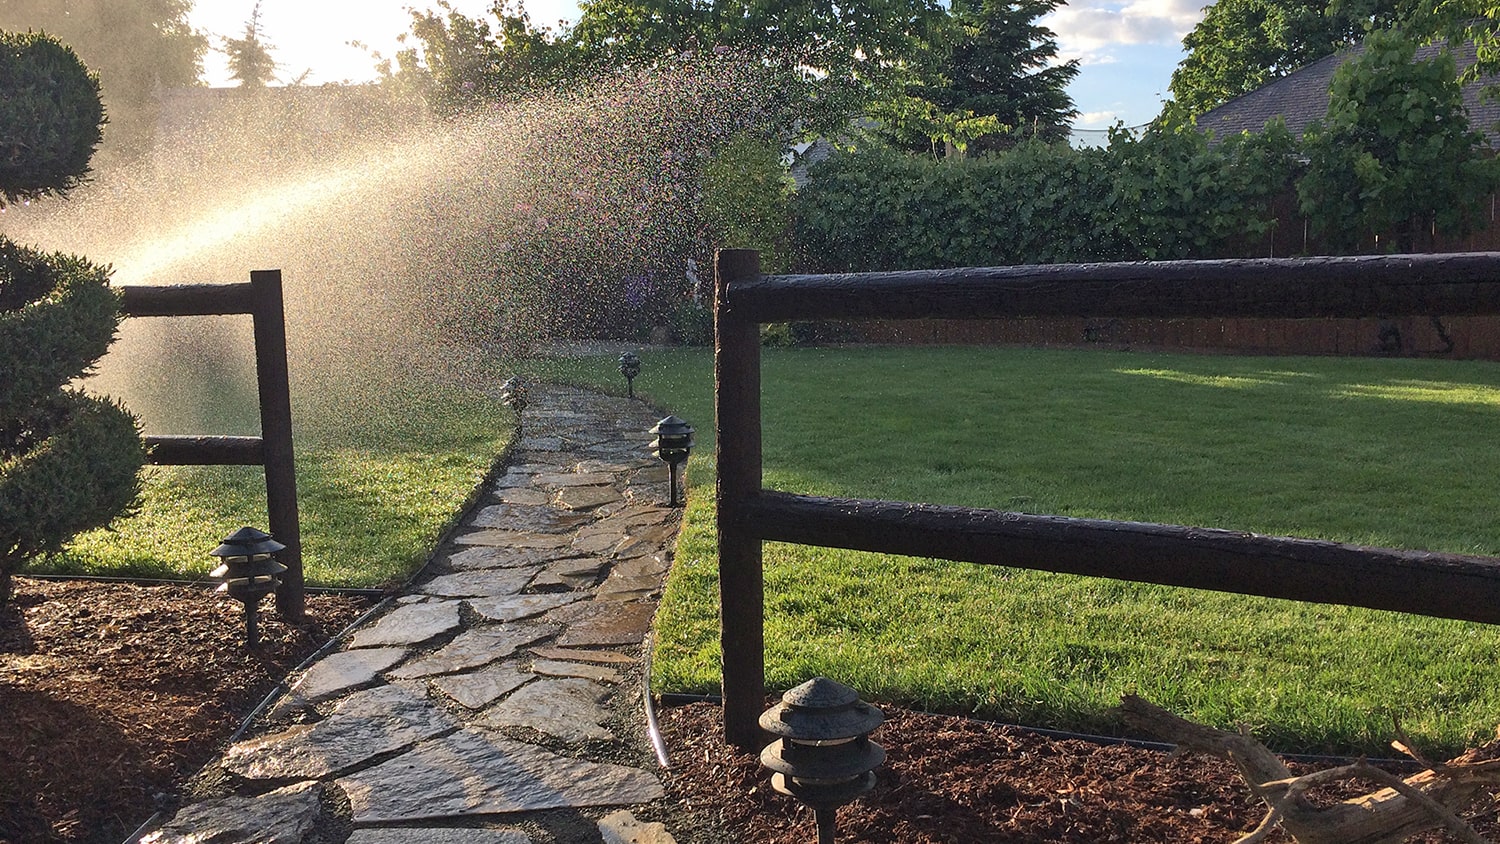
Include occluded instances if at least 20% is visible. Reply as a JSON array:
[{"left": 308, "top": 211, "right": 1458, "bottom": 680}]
[
  {"left": 0, "top": 31, "right": 105, "bottom": 207},
  {"left": 0, "top": 31, "right": 142, "bottom": 605}
]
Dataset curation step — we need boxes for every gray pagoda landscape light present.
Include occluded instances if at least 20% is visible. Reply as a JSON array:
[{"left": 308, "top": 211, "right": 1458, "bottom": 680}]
[
  {"left": 618, "top": 351, "right": 641, "bottom": 399},
  {"left": 759, "top": 677, "right": 885, "bottom": 844},
  {"left": 209, "top": 526, "right": 288, "bottom": 648},
  {"left": 649, "top": 415, "right": 693, "bottom": 507}
]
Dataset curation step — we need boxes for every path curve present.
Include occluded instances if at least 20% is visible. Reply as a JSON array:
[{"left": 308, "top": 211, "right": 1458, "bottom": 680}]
[{"left": 141, "top": 384, "right": 685, "bottom": 844}]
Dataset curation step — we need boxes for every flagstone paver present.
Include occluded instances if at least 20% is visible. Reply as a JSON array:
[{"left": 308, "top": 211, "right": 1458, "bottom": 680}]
[
  {"left": 418, "top": 567, "right": 541, "bottom": 598},
  {"left": 431, "top": 663, "right": 535, "bottom": 709},
  {"left": 467, "top": 592, "right": 582, "bottom": 622},
  {"left": 145, "top": 384, "right": 684, "bottom": 842},
  {"left": 223, "top": 684, "right": 456, "bottom": 780},
  {"left": 337, "top": 730, "right": 665, "bottom": 824},
  {"left": 140, "top": 781, "right": 324, "bottom": 844},
  {"left": 532, "top": 658, "right": 623, "bottom": 684},
  {"left": 278, "top": 647, "right": 407, "bottom": 707},
  {"left": 388, "top": 622, "right": 559, "bottom": 679},
  {"left": 348, "top": 600, "right": 463, "bottom": 648},
  {"left": 529, "top": 645, "right": 635, "bottom": 664},
  {"left": 346, "top": 830, "right": 534, "bottom": 844}
]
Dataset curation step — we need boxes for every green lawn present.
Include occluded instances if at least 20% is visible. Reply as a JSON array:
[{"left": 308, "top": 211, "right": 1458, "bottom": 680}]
[
  {"left": 540, "top": 345, "right": 1500, "bottom": 756},
  {"left": 36, "top": 370, "right": 513, "bottom": 589}
]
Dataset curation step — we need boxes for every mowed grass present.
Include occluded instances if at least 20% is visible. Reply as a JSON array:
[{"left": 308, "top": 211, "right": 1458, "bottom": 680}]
[
  {"left": 541, "top": 344, "right": 1500, "bottom": 755},
  {"left": 36, "top": 371, "right": 513, "bottom": 589}
]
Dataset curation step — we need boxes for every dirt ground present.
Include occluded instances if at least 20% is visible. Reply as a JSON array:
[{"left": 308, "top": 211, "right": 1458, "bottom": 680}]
[{"left": 4, "top": 578, "right": 1499, "bottom": 844}]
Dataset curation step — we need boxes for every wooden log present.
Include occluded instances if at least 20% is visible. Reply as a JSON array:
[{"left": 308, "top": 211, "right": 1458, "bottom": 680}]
[
  {"left": 715, "top": 248, "right": 768, "bottom": 750},
  {"left": 1119, "top": 694, "right": 1500, "bottom": 844},
  {"left": 145, "top": 435, "right": 263, "bottom": 465},
  {"left": 742, "top": 491, "right": 1500, "bottom": 625},
  {"left": 118, "top": 283, "right": 257, "bottom": 317},
  {"left": 725, "top": 253, "right": 1500, "bottom": 323}
]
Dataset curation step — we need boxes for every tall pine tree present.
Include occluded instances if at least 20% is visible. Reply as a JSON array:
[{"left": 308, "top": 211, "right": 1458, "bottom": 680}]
[{"left": 879, "top": 0, "right": 1079, "bottom": 155}]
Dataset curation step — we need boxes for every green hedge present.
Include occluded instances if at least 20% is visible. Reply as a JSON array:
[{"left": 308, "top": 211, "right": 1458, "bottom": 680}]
[{"left": 791, "top": 122, "right": 1299, "bottom": 271}]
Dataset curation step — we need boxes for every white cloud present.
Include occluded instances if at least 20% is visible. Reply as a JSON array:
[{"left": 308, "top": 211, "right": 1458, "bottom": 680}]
[
  {"left": 1077, "top": 110, "right": 1122, "bottom": 126},
  {"left": 1044, "top": 0, "right": 1206, "bottom": 62}
]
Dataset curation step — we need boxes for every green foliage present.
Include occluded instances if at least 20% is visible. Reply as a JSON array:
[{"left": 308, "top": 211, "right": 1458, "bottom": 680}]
[
  {"left": 791, "top": 124, "right": 1298, "bottom": 271},
  {"left": 223, "top": 1, "right": 277, "bottom": 88},
  {"left": 0, "top": 243, "right": 120, "bottom": 418},
  {"left": 1169, "top": 0, "right": 1400, "bottom": 116},
  {"left": 0, "top": 28, "right": 142, "bottom": 604},
  {"left": 1397, "top": 0, "right": 1500, "bottom": 94},
  {"left": 1297, "top": 29, "right": 1500, "bottom": 251},
  {"left": 490, "top": 56, "right": 809, "bottom": 344},
  {"left": 570, "top": 0, "right": 948, "bottom": 124},
  {"left": 0, "top": 0, "right": 205, "bottom": 159},
  {"left": 0, "top": 240, "right": 143, "bottom": 604},
  {"left": 383, "top": 0, "right": 587, "bottom": 116},
  {"left": 0, "top": 391, "right": 143, "bottom": 602},
  {"left": 887, "top": 0, "right": 1078, "bottom": 153},
  {"left": 0, "top": 31, "right": 104, "bottom": 206},
  {"left": 699, "top": 132, "right": 794, "bottom": 271},
  {"left": 1109, "top": 110, "right": 1299, "bottom": 259}
]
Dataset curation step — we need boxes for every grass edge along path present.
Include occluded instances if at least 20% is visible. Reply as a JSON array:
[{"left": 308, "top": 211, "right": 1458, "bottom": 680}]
[
  {"left": 540, "top": 345, "right": 1500, "bottom": 757},
  {"left": 36, "top": 387, "right": 514, "bottom": 589}
]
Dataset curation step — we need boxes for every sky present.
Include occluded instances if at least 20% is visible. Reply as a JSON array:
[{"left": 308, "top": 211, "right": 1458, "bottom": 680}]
[{"left": 189, "top": 0, "right": 1208, "bottom": 137}]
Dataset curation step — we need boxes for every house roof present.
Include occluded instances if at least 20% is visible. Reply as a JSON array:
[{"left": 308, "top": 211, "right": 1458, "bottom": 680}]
[{"left": 1195, "top": 38, "right": 1500, "bottom": 147}]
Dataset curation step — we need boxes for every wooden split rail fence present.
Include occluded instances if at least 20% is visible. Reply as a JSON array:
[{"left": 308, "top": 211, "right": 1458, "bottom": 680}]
[
  {"left": 713, "top": 249, "right": 1500, "bottom": 748},
  {"left": 117, "top": 270, "right": 304, "bottom": 619}
]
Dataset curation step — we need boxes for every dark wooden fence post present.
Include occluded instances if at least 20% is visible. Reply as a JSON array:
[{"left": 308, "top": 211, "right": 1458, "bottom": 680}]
[
  {"left": 250, "top": 270, "right": 304, "bottom": 620},
  {"left": 715, "top": 248, "right": 766, "bottom": 749}
]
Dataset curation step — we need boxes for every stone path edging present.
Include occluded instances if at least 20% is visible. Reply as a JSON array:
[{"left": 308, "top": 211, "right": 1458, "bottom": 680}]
[{"left": 141, "top": 385, "right": 683, "bottom": 844}]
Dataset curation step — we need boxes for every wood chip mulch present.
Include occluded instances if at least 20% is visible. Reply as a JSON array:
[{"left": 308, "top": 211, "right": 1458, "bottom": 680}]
[
  {"left": 657, "top": 702, "right": 1500, "bottom": 843},
  {"left": 0, "top": 578, "right": 371, "bottom": 844}
]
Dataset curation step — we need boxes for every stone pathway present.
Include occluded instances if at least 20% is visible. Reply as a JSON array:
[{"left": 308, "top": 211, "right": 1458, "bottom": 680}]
[{"left": 141, "top": 385, "right": 683, "bottom": 844}]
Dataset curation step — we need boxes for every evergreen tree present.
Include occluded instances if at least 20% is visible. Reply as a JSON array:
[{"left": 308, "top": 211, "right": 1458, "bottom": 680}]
[
  {"left": 877, "top": 0, "right": 1078, "bottom": 155},
  {"left": 224, "top": 1, "right": 277, "bottom": 88},
  {"left": 0, "top": 31, "right": 145, "bottom": 606}
]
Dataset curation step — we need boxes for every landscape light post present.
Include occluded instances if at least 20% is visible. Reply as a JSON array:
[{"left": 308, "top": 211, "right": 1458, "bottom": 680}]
[
  {"left": 209, "top": 526, "right": 287, "bottom": 648},
  {"left": 759, "top": 677, "right": 885, "bottom": 844},
  {"left": 618, "top": 351, "right": 641, "bottom": 399},
  {"left": 650, "top": 415, "right": 693, "bottom": 507},
  {"left": 500, "top": 377, "right": 528, "bottom": 427}
]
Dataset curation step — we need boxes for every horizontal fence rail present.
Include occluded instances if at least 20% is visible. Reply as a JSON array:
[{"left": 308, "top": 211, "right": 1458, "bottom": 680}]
[
  {"left": 743, "top": 492, "right": 1500, "bottom": 625},
  {"left": 725, "top": 253, "right": 1500, "bottom": 322},
  {"left": 712, "top": 249, "right": 1500, "bottom": 748},
  {"left": 143, "top": 435, "right": 265, "bottom": 466},
  {"left": 117, "top": 270, "right": 303, "bottom": 619}
]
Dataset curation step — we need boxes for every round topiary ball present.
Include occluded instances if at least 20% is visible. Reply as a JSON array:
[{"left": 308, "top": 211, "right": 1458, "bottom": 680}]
[{"left": 0, "top": 31, "right": 105, "bottom": 205}]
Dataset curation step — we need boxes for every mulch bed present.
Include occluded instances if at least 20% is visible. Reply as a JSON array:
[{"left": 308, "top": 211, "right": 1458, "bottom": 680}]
[
  {"left": 657, "top": 703, "right": 1500, "bottom": 843},
  {"left": 0, "top": 579, "right": 370, "bottom": 844},
  {"left": 5, "top": 579, "right": 1500, "bottom": 844}
]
